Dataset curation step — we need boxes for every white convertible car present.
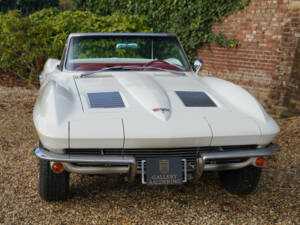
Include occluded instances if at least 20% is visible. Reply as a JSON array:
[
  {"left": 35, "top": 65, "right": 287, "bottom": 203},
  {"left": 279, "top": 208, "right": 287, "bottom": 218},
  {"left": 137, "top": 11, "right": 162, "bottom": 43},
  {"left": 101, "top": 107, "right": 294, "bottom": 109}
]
[{"left": 34, "top": 33, "right": 280, "bottom": 201}]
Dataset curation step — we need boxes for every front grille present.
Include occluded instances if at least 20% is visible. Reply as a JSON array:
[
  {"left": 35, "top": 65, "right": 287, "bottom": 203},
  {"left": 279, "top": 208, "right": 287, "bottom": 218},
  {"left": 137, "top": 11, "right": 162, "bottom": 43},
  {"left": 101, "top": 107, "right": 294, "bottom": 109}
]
[
  {"left": 104, "top": 148, "right": 213, "bottom": 170},
  {"left": 65, "top": 145, "right": 256, "bottom": 170}
]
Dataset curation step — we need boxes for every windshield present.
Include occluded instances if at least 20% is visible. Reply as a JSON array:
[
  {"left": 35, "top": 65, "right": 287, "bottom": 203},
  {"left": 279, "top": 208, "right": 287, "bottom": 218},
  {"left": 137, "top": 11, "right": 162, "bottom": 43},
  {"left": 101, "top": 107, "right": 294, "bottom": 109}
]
[{"left": 65, "top": 35, "right": 190, "bottom": 71}]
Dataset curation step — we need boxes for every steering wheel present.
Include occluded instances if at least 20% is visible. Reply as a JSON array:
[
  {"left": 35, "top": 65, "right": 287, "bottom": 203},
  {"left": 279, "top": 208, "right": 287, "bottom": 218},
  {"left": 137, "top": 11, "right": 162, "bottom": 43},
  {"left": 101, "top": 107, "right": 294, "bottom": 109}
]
[
  {"left": 143, "top": 60, "right": 172, "bottom": 67},
  {"left": 143, "top": 60, "right": 184, "bottom": 71}
]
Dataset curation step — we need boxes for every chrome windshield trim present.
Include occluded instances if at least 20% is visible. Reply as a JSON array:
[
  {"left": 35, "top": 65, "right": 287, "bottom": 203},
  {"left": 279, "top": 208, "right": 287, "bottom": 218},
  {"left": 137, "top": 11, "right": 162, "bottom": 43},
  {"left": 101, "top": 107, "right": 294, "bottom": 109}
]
[
  {"left": 80, "top": 65, "right": 186, "bottom": 78},
  {"left": 62, "top": 33, "right": 192, "bottom": 72},
  {"left": 68, "top": 33, "right": 178, "bottom": 38}
]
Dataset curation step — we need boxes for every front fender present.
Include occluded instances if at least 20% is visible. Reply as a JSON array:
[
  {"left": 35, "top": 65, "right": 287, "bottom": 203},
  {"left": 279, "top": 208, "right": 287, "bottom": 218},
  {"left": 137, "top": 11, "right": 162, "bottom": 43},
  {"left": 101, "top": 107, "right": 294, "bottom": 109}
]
[
  {"left": 199, "top": 76, "right": 280, "bottom": 145},
  {"left": 200, "top": 76, "right": 266, "bottom": 122},
  {"left": 33, "top": 79, "right": 76, "bottom": 151}
]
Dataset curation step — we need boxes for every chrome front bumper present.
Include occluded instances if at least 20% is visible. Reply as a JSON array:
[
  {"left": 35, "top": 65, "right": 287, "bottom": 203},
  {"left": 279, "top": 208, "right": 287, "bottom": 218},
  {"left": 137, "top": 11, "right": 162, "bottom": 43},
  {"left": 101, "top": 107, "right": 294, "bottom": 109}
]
[
  {"left": 34, "top": 143, "right": 280, "bottom": 180},
  {"left": 34, "top": 147, "right": 137, "bottom": 182}
]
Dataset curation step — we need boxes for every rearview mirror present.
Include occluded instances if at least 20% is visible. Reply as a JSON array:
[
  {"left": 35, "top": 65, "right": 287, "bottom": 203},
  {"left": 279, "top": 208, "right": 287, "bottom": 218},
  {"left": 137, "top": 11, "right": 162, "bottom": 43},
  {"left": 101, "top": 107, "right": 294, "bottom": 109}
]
[
  {"left": 194, "top": 59, "right": 203, "bottom": 74},
  {"left": 116, "top": 43, "right": 138, "bottom": 49}
]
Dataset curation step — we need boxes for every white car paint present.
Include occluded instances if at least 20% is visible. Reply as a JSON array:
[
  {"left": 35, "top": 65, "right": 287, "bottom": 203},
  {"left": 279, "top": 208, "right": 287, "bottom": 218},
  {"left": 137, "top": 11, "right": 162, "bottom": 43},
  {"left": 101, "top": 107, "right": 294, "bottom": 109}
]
[{"left": 33, "top": 60, "right": 280, "bottom": 153}]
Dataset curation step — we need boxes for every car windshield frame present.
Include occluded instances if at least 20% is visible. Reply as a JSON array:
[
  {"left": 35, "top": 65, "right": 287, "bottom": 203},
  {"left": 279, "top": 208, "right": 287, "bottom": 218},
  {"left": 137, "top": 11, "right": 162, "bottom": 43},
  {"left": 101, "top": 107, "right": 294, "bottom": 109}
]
[{"left": 62, "top": 33, "right": 192, "bottom": 72}]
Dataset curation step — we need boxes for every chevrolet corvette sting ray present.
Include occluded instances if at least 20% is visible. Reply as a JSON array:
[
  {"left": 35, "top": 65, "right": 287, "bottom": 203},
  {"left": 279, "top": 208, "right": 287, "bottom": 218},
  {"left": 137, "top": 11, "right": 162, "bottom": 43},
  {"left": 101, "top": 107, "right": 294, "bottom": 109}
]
[{"left": 33, "top": 33, "right": 280, "bottom": 201}]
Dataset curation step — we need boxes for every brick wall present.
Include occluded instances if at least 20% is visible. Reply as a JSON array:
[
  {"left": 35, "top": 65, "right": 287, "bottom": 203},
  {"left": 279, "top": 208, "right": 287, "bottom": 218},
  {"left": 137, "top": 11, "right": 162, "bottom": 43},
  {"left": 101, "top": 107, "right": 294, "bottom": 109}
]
[{"left": 197, "top": 0, "right": 300, "bottom": 116}]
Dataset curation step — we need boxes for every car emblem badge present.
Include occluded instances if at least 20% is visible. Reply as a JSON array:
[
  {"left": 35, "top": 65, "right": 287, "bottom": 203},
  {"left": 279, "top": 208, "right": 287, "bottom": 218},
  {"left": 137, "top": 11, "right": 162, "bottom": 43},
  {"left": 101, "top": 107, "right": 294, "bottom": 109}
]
[
  {"left": 152, "top": 108, "right": 170, "bottom": 113},
  {"left": 159, "top": 160, "right": 170, "bottom": 174}
]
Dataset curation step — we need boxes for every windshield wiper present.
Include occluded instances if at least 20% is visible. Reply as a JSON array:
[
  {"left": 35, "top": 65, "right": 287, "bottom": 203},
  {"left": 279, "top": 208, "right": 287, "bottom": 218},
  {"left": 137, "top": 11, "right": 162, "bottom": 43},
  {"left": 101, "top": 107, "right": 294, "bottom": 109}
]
[
  {"left": 80, "top": 65, "right": 185, "bottom": 78},
  {"left": 80, "top": 66, "right": 128, "bottom": 77}
]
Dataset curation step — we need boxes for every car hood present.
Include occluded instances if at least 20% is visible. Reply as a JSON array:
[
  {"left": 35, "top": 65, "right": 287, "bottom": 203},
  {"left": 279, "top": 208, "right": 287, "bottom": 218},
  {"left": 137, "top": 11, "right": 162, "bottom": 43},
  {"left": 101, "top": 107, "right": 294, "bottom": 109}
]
[
  {"left": 75, "top": 72, "right": 221, "bottom": 119},
  {"left": 72, "top": 71, "right": 262, "bottom": 148}
]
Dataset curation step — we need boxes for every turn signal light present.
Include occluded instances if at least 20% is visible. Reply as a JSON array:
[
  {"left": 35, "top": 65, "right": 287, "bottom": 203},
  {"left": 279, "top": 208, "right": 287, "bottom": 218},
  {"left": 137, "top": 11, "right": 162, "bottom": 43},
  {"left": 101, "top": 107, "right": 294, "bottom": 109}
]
[
  {"left": 256, "top": 157, "right": 266, "bottom": 167},
  {"left": 52, "top": 162, "right": 64, "bottom": 173}
]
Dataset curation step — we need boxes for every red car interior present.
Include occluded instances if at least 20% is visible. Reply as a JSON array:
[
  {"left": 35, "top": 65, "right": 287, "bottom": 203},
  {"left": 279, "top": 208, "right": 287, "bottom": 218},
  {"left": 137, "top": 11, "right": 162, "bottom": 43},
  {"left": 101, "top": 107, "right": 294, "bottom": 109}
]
[{"left": 69, "top": 60, "right": 183, "bottom": 71}]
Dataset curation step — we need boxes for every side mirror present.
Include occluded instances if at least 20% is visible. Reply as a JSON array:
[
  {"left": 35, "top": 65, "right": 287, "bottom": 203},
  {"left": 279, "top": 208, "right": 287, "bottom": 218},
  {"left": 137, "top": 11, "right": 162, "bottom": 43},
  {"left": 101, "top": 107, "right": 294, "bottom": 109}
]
[{"left": 194, "top": 59, "right": 203, "bottom": 74}]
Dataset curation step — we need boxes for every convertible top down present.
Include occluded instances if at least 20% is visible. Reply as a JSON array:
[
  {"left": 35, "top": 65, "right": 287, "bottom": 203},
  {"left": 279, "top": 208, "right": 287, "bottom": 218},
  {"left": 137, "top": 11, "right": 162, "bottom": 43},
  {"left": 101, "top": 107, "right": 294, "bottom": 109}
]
[{"left": 33, "top": 33, "right": 280, "bottom": 201}]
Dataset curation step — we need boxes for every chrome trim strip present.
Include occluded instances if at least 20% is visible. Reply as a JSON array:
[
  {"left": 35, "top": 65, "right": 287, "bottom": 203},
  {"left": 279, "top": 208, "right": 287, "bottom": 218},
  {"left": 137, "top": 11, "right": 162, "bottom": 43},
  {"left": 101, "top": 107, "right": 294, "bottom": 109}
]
[
  {"left": 194, "top": 157, "right": 204, "bottom": 179},
  {"left": 62, "top": 163, "right": 130, "bottom": 174},
  {"left": 69, "top": 33, "right": 178, "bottom": 38},
  {"left": 201, "top": 143, "right": 279, "bottom": 161},
  {"left": 182, "top": 159, "right": 187, "bottom": 183},
  {"left": 60, "top": 158, "right": 256, "bottom": 174},
  {"left": 141, "top": 160, "right": 146, "bottom": 184},
  {"left": 35, "top": 147, "right": 135, "bottom": 164},
  {"left": 204, "top": 158, "right": 255, "bottom": 171},
  {"left": 129, "top": 159, "right": 137, "bottom": 183}
]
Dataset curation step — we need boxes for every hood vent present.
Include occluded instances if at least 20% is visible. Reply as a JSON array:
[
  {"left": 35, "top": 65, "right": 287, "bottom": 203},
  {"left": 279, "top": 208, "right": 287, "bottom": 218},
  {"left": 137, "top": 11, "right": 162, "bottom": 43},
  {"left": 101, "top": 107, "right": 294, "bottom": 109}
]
[
  {"left": 175, "top": 91, "right": 216, "bottom": 107},
  {"left": 88, "top": 92, "right": 125, "bottom": 108}
]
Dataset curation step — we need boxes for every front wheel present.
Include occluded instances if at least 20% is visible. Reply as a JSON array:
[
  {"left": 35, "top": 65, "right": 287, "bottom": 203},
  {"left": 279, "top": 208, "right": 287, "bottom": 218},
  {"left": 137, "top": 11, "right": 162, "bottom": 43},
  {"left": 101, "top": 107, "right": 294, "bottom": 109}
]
[
  {"left": 39, "top": 159, "right": 69, "bottom": 201},
  {"left": 218, "top": 166, "right": 262, "bottom": 195}
]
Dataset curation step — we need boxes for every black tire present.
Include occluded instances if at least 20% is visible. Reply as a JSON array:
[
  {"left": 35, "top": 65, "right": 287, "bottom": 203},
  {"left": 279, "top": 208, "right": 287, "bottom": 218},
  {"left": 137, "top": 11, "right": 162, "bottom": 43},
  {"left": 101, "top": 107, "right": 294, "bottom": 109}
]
[
  {"left": 39, "top": 159, "right": 69, "bottom": 201},
  {"left": 218, "top": 166, "right": 262, "bottom": 195}
]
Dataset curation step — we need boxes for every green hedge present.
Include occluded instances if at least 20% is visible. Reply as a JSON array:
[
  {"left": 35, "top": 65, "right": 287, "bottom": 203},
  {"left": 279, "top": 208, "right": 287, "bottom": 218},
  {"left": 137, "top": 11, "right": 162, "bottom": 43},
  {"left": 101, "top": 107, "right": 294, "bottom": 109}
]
[
  {"left": 0, "top": 8, "right": 151, "bottom": 81},
  {"left": 0, "top": 0, "right": 59, "bottom": 15},
  {"left": 73, "top": 0, "right": 249, "bottom": 61}
]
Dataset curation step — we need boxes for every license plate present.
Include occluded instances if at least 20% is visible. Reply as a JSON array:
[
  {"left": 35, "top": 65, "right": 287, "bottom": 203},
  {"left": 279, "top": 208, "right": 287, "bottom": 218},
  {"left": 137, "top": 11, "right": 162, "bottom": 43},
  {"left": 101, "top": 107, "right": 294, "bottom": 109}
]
[{"left": 144, "top": 157, "right": 183, "bottom": 185}]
